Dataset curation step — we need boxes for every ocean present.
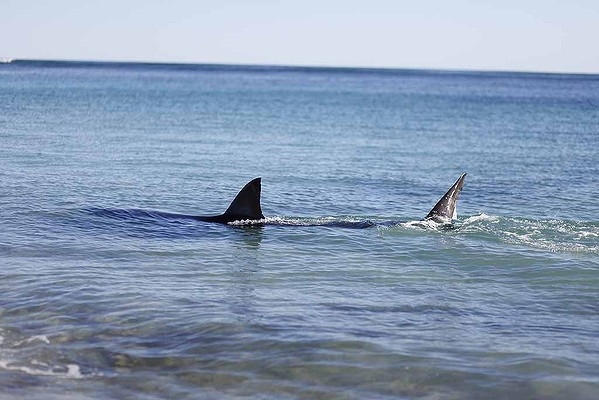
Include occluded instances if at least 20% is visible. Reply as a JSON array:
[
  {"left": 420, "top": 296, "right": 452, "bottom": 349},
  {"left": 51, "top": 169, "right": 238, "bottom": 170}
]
[{"left": 0, "top": 60, "right": 597, "bottom": 399}]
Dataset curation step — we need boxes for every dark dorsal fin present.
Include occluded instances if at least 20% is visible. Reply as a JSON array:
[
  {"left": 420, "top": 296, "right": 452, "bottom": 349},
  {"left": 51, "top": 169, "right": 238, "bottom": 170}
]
[
  {"left": 424, "top": 173, "right": 467, "bottom": 223},
  {"left": 223, "top": 177, "right": 264, "bottom": 221},
  {"left": 195, "top": 178, "right": 264, "bottom": 223}
]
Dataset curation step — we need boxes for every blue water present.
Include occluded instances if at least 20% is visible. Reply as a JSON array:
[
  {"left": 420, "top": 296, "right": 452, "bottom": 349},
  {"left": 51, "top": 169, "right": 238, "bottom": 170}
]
[{"left": 1, "top": 60, "right": 598, "bottom": 399}]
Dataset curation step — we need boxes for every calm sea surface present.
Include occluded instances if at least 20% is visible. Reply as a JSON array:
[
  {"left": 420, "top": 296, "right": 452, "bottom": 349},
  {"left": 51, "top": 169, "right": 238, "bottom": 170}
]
[{"left": 1, "top": 60, "right": 598, "bottom": 399}]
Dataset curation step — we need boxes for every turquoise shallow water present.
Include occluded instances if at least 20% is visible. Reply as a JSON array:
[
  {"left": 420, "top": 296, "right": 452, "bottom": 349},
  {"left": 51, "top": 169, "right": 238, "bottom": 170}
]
[{"left": 0, "top": 60, "right": 598, "bottom": 399}]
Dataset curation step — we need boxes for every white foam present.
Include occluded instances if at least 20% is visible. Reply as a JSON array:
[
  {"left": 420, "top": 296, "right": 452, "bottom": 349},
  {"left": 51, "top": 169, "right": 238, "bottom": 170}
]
[
  {"left": 227, "top": 218, "right": 268, "bottom": 226},
  {"left": 0, "top": 333, "right": 85, "bottom": 379},
  {"left": 264, "top": 216, "right": 312, "bottom": 225},
  {"left": 463, "top": 213, "right": 499, "bottom": 224},
  {"left": 229, "top": 216, "right": 329, "bottom": 226},
  {"left": 263, "top": 216, "right": 290, "bottom": 225},
  {"left": 0, "top": 359, "right": 83, "bottom": 379},
  {"left": 502, "top": 224, "right": 599, "bottom": 254},
  {"left": 13, "top": 334, "right": 51, "bottom": 346},
  {"left": 404, "top": 219, "right": 437, "bottom": 229}
]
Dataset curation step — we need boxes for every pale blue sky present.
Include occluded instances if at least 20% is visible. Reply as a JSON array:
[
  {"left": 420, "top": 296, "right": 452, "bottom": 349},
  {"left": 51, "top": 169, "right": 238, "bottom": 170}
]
[{"left": 2, "top": 0, "right": 598, "bottom": 73}]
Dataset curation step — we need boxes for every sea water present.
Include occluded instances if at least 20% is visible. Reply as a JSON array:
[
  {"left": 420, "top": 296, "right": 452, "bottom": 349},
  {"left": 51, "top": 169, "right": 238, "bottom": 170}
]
[{"left": 0, "top": 60, "right": 598, "bottom": 399}]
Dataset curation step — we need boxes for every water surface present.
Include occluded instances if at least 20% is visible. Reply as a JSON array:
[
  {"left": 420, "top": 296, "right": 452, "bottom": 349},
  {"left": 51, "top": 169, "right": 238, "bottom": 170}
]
[{"left": 1, "top": 60, "right": 598, "bottom": 399}]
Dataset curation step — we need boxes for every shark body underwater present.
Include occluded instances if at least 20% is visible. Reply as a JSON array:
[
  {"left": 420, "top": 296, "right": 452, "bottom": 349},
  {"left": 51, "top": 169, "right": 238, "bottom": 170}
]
[{"left": 189, "top": 174, "right": 467, "bottom": 227}]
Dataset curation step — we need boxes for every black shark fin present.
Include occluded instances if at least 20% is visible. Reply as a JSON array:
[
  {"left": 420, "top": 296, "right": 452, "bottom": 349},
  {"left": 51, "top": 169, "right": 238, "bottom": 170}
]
[{"left": 196, "top": 178, "right": 264, "bottom": 223}]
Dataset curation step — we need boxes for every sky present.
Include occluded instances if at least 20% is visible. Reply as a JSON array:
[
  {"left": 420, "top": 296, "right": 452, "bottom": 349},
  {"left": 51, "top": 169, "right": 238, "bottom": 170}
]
[{"left": 1, "top": 0, "right": 598, "bottom": 73}]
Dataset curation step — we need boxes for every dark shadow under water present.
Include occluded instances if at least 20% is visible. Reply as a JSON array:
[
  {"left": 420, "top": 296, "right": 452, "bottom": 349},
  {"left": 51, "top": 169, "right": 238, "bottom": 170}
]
[
  {"left": 62, "top": 208, "right": 598, "bottom": 255},
  {"left": 82, "top": 207, "right": 459, "bottom": 231}
]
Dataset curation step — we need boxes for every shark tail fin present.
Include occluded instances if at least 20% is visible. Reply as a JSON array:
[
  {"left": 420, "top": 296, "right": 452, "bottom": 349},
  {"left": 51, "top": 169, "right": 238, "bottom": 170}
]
[
  {"left": 424, "top": 173, "right": 467, "bottom": 223},
  {"left": 222, "top": 177, "right": 264, "bottom": 221}
]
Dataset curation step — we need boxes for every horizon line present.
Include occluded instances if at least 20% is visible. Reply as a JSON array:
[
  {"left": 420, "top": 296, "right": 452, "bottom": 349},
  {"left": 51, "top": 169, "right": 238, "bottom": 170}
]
[{"left": 3, "top": 56, "right": 599, "bottom": 77}]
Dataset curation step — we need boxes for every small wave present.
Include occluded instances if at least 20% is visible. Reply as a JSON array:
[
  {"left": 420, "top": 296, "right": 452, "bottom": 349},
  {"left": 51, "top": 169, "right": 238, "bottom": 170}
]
[
  {"left": 503, "top": 218, "right": 598, "bottom": 254},
  {"left": 0, "top": 57, "right": 13, "bottom": 64},
  {"left": 380, "top": 213, "right": 599, "bottom": 254},
  {"left": 457, "top": 214, "right": 599, "bottom": 254}
]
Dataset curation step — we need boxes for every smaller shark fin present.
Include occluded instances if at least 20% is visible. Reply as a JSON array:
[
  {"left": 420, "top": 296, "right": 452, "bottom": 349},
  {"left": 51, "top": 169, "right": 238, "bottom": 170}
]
[{"left": 424, "top": 173, "right": 467, "bottom": 223}]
